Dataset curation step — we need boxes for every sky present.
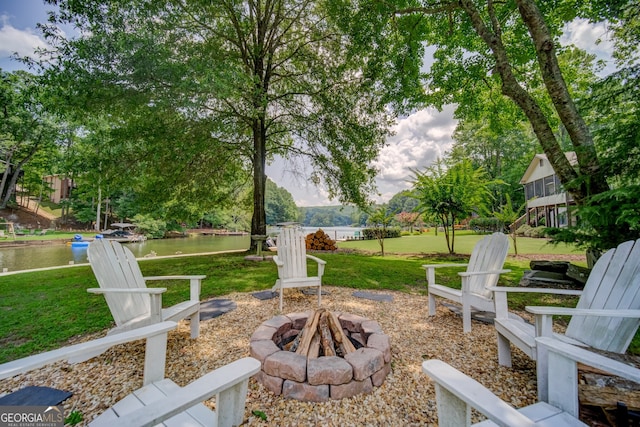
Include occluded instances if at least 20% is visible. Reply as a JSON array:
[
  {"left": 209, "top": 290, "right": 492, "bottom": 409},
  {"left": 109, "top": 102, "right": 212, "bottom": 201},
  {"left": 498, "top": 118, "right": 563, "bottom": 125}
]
[{"left": 0, "top": 0, "right": 616, "bottom": 207}]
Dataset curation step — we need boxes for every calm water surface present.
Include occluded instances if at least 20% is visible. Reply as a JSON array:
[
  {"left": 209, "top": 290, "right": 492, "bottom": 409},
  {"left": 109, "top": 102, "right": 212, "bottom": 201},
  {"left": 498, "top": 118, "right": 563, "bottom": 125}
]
[
  {"left": 1, "top": 226, "right": 363, "bottom": 273},
  {"left": 0, "top": 234, "right": 250, "bottom": 272}
]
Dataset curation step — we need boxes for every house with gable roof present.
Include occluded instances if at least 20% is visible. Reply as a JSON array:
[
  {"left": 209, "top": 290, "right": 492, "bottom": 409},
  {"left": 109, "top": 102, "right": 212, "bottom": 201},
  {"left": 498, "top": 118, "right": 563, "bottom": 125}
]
[{"left": 518, "top": 152, "right": 578, "bottom": 229}]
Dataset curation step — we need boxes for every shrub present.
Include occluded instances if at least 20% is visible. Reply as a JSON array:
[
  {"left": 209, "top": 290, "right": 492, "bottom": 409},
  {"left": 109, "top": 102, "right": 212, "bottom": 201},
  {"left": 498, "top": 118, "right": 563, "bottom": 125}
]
[
  {"left": 132, "top": 214, "right": 167, "bottom": 239},
  {"left": 516, "top": 224, "right": 547, "bottom": 238},
  {"left": 469, "top": 217, "right": 502, "bottom": 233},
  {"left": 362, "top": 227, "right": 401, "bottom": 239}
]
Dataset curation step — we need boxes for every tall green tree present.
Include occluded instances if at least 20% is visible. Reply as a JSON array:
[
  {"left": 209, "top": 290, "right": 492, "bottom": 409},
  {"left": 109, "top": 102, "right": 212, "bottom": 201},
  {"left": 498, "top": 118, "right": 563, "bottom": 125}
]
[
  {"left": 366, "top": 204, "right": 395, "bottom": 256},
  {"left": 42, "top": 0, "right": 392, "bottom": 246},
  {"left": 0, "top": 71, "right": 61, "bottom": 208},
  {"left": 450, "top": 119, "right": 537, "bottom": 210},
  {"left": 265, "top": 179, "right": 298, "bottom": 225},
  {"left": 330, "top": 0, "right": 613, "bottom": 219},
  {"left": 492, "top": 193, "right": 525, "bottom": 255},
  {"left": 543, "top": 2, "right": 640, "bottom": 252},
  {"left": 388, "top": 190, "right": 420, "bottom": 214},
  {"left": 413, "top": 159, "right": 494, "bottom": 254},
  {"left": 547, "top": 65, "right": 640, "bottom": 251}
]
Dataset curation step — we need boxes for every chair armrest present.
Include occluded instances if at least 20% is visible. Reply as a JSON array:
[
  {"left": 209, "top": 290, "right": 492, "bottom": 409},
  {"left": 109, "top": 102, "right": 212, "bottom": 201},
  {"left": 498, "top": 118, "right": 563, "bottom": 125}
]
[
  {"left": 144, "top": 275, "right": 205, "bottom": 301},
  {"left": 306, "top": 254, "right": 327, "bottom": 265},
  {"left": 144, "top": 275, "right": 206, "bottom": 281},
  {"left": 526, "top": 307, "right": 640, "bottom": 317},
  {"left": 459, "top": 269, "right": 511, "bottom": 277},
  {"left": 0, "top": 322, "right": 177, "bottom": 380},
  {"left": 306, "top": 255, "right": 326, "bottom": 277},
  {"left": 490, "top": 287, "right": 582, "bottom": 320},
  {"left": 88, "top": 288, "right": 167, "bottom": 294},
  {"left": 526, "top": 307, "right": 640, "bottom": 338},
  {"left": 489, "top": 286, "right": 582, "bottom": 296},
  {"left": 536, "top": 336, "right": 640, "bottom": 415},
  {"left": 422, "top": 263, "right": 468, "bottom": 270},
  {"left": 422, "top": 359, "right": 537, "bottom": 427},
  {"left": 537, "top": 337, "right": 640, "bottom": 382},
  {"left": 423, "top": 264, "right": 469, "bottom": 287},
  {"left": 273, "top": 255, "right": 284, "bottom": 267},
  {"left": 101, "top": 357, "right": 262, "bottom": 427}
]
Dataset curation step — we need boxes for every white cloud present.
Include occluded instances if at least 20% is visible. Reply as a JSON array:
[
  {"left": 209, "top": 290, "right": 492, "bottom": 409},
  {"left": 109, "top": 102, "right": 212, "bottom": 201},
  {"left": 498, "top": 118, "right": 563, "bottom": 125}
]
[
  {"left": 268, "top": 105, "right": 458, "bottom": 206},
  {"left": 561, "top": 18, "right": 616, "bottom": 76},
  {"left": 0, "top": 19, "right": 48, "bottom": 58},
  {"left": 372, "top": 106, "right": 457, "bottom": 191},
  {"left": 562, "top": 18, "right": 613, "bottom": 54}
]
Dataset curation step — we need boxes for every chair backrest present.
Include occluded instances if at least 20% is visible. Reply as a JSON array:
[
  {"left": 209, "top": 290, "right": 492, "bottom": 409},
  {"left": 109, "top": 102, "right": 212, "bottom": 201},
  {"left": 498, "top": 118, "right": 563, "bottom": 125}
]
[
  {"left": 88, "top": 239, "right": 150, "bottom": 326},
  {"left": 565, "top": 238, "right": 640, "bottom": 352},
  {"left": 466, "top": 232, "right": 510, "bottom": 298},
  {"left": 277, "top": 227, "right": 308, "bottom": 280}
]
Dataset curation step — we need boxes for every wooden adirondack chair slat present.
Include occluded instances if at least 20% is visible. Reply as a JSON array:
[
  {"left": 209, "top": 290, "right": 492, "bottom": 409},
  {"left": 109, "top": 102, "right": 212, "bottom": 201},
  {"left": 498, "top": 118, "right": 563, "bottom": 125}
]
[
  {"left": 492, "top": 238, "right": 640, "bottom": 402},
  {"left": 0, "top": 320, "right": 259, "bottom": 427},
  {"left": 424, "top": 232, "right": 511, "bottom": 333},
  {"left": 566, "top": 240, "right": 640, "bottom": 352},
  {"left": 87, "top": 239, "right": 204, "bottom": 338},
  {"left": 423, "top": 337, "right": 640, "bottom": 427},
  {"left": 272, "top": 227, "right": 326, "bottom": 312}
]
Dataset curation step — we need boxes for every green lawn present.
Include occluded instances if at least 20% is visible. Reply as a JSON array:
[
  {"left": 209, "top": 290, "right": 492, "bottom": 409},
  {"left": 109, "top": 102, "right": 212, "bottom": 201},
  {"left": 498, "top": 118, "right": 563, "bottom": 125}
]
[
  {"left": 338, "top": 230, "right": 584, "bottom": 257},
  {"left": 0, "top": 244, "right": 592, "bottom": 363},
  {"left": 6, "top": 232, "right": 638, "bottom": 365}
]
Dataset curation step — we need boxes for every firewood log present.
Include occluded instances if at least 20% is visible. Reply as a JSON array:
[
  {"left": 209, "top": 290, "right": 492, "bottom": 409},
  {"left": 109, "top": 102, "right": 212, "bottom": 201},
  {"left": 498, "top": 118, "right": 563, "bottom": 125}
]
[
  {"left": 579, "top": 384, "right": 640, "bottom": 410},
  {"left": 296, "top": 309, "right": 323, "bottom": 356},
  {"left": 328, "top": 311, "right": 356, "bottom": 354},
  {"left": 319, "top": 311, "right": 336, "bottom": 357},
  {"left": 307, "top": 332, "right": 321, "bottom": 359}
]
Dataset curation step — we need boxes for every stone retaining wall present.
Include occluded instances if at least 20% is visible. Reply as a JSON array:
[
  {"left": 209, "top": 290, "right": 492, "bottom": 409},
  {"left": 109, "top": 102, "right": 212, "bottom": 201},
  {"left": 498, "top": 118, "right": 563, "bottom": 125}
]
[{"left": 250, "top": 311, "right": 391, "bottom": 402}]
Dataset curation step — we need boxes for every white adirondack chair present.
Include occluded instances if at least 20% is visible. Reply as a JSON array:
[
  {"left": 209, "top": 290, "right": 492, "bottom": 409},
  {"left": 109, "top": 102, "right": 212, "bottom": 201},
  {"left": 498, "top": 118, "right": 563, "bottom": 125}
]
[
  {"left": 424, "top": 232, "right": 511, "bottom": 333},
  {"left": 423, "top": 336, "right": 640, "bottom": 427},
  {"left": 492, "top": 238, "right": 640, "bottom": 401},
  {"left": 87, "top": 239, "right": 205, "bottom": 338},
  {"left": 272, "top": 226, "right": 326, "bottom": 311},
  {"left": 0, "top": 321, "right": 261, "bottom": 427},
  {"left": 0, "top": 322, "right": 177, "bottom": 385}
]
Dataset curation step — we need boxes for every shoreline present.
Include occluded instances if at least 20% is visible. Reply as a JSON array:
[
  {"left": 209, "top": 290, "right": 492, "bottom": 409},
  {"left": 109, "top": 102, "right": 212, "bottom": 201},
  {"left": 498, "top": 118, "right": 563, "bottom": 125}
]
[{"left": 0, "top": 238, "right": 70, "bottom": 248}]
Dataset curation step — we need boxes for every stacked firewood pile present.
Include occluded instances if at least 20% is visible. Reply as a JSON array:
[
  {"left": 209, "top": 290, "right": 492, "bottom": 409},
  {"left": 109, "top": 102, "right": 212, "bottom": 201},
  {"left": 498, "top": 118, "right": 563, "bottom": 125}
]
[
  {"left": 305, "top": 229, "right": 337, "bottom": 251},
  {"left": 285, "top": 308, "right": 356, "bottom": 358}
]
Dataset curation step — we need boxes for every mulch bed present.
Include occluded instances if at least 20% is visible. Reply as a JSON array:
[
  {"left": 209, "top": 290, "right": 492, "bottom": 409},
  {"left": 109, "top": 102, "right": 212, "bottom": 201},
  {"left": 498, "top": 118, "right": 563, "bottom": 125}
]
[{"left": 1, "top": 286, "right": 624, "bottom": 426}]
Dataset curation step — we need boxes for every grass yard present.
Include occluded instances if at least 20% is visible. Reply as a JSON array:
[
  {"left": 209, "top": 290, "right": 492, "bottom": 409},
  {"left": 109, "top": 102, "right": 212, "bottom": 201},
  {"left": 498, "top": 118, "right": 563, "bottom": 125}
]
[
  {"left": 338, "top": 229, "right": 584, "bottom": 257},
  {"left": 1, "top": 243, "right": 591, "bottom": 363}
]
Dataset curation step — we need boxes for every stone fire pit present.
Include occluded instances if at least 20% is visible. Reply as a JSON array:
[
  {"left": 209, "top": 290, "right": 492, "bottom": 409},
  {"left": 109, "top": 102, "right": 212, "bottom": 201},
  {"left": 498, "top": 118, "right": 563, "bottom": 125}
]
[{"left": 249, "top": 310, "right": 391, "bottom": 402}]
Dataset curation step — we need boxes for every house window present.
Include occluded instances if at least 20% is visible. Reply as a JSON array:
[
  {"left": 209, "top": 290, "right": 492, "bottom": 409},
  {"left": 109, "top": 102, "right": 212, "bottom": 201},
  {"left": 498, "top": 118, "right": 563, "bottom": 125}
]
[
  {"left": 534, "top": 179, "right": 544, "bottom": 197},
  {"left": 544, "top": 175, "right": 556, "bottom": 196},
  {"left": 555, "top": 175, "right": 562, "bottom": 190},
  {"left": 539, "top": 159, "right": 544, "bottom": 167},
  {"left": 525, "top": 183, "right": 535, "bottom": 200}
]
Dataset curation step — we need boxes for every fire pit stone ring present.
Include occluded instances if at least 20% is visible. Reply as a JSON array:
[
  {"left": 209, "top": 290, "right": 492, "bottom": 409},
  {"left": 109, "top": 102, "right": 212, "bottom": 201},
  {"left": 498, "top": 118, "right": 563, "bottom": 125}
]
[{"left": 250, "top": 310, "right": 391, "bottom": 402}]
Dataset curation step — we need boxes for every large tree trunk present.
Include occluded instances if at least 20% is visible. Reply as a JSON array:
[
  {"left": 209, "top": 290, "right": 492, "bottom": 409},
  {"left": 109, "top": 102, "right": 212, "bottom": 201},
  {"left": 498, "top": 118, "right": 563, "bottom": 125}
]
[
  {"left": 251, "top": 117, "right": 268, "bottom": 249},
  {"left": 0, "top": 150, "right": 16, "bottom": 208},
  {"left": 459, "top": 0, "right": 607, "bottom": 206},
  {"left": 516, "top": 0, "right": 609, "bottom": 198},
  {"left": 1, "top": 165, "right": 22, "bottom": 208}
]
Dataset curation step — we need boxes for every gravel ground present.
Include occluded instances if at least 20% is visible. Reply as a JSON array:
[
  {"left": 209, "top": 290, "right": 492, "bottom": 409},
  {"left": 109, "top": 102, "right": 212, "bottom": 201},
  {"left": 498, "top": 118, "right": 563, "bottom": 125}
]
[{"left": 1, "top": 287, "right": 541, "bottom": 426}]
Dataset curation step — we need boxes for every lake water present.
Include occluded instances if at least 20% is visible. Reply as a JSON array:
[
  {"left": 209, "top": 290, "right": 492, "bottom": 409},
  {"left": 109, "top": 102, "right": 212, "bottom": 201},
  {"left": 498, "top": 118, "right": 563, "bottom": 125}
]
[
  {"left": 0, "top": 234, "right": 250, "bottom": 273},
  {"left": 272, "top": 226, "right": 364, "bottom": 241},
  {"left": 0, "top": 226, "right": 364, "bottom": 273}
]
